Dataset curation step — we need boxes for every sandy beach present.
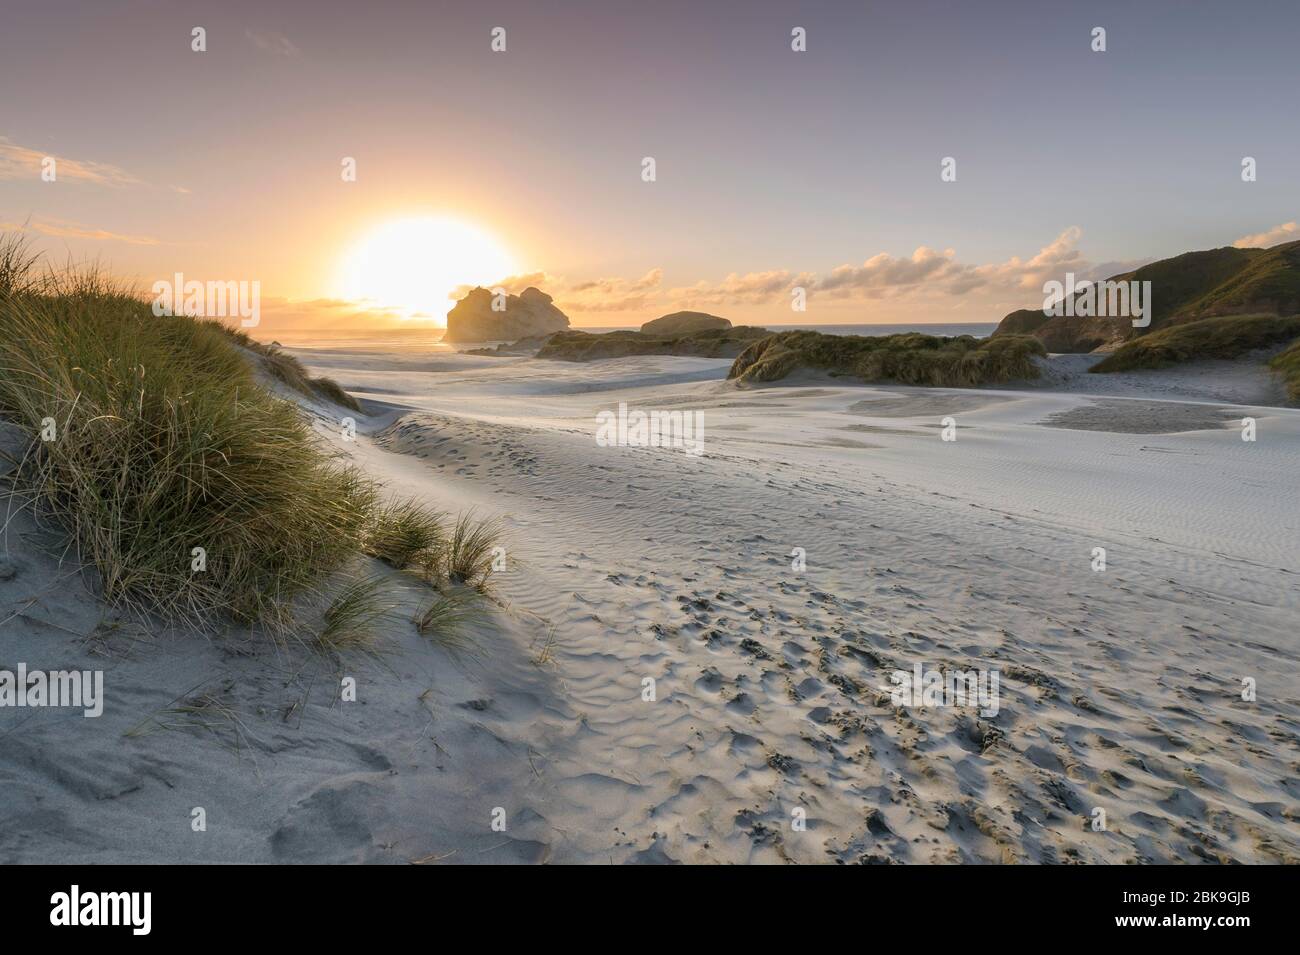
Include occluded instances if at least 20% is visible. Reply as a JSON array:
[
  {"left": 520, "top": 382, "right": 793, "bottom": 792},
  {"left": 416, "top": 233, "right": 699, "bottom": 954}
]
[{"left": 4, "top": 346, "right": 1297, "bottom": 864}]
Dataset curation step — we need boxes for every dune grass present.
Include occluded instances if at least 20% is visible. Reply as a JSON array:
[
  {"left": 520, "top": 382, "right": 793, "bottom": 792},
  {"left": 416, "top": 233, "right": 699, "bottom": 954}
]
[
  {"left": 365, "top": 498, "right": 445, "bottom": 573},
  {"left": 0, "top": 234, "right": 503, "bottom": 636},
  {"left": 729, "top": 330, "right": 1046, "bottom": 386},
  {"left": 413, "top": 588, "right": 485, "bottom": 655},
  {"left": 213, "top": 324, "right": 362, "bottom": 412},
  {"left": 0, "top": 282, "right": 378, "bottom": 626},
  {"left": 445, "top": 511, "right": 503, "bottom": 587},
  {"left": 319, "top": 573, "right": 399, "bottom": 651},
  {"left": 1089, "top": 314, "right": 1300, "bottom": 373}
]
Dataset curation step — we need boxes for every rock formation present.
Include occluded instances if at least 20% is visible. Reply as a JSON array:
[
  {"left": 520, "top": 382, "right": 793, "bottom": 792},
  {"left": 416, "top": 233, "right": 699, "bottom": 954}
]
[
  {"left": 639, "top": 311, "right": 731, "bottom": 336},
  {"left": 443, "top": 286, "right": 570, "bottom": 342}
]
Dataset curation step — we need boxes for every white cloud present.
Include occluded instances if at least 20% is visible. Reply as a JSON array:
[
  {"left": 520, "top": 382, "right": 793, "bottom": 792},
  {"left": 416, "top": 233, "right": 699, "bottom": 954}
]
[
  {"left": 0, "top": 216, "right": 159, "bottom": 246},
  {"left": 245, "top": 30, "right": 302, "bottom": 58},
  {"left": 0, "top": 138, "right": 141, "bottom": 186},
  {"left": 1234, "top": 221, "right": 1298, "bottom": 249}
]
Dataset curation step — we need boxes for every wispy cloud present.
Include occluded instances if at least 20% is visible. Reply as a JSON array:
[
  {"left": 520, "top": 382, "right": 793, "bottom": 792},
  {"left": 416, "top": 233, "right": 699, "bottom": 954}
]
[
  {"left": 664, "top": 228, "right": 1094, "bottom": 309},
  {"left": 0, "top": 216, "right": 159, "bottom": 246},
  {"left": 564, "top": 268, "right": 663, "bottom": 312},
  {"left": 0, "top": 138, "right": 141, "bottom": 186},
  {"left": 371, "top": 227, "right": 1201, "bottom": 318},
  {"left": 1234, "top": 221, "right": 1298, "bottom": 249},
  {"left": 245, "top": 29, "right": 302, "bottom": 58}
]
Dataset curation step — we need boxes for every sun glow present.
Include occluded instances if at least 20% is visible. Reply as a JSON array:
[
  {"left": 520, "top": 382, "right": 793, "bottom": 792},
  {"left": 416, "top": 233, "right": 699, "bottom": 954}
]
[{"left": 339, "top": 217, "right": 517, "bottom": 322}]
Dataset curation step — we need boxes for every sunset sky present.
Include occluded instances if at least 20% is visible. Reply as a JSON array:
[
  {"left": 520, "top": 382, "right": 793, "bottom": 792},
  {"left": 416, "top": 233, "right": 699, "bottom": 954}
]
[{"left": 2, "top": 0, "right": 1297, "bottom": 331}]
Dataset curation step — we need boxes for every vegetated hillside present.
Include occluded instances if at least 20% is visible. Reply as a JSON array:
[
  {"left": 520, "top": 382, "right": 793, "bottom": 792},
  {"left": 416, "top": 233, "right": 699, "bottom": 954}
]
[
  {"left": 1090, "top": 314, "right": 1300, "bottom": 373},
  {"left": 993, "top": 240, "right": 1300, "bottom": 352},
  {"left": 536, "top": 326, "right": 770, "bottom": 361},
  {"left": 727, "top": 330, "right": 1045, "bottom": 386}
]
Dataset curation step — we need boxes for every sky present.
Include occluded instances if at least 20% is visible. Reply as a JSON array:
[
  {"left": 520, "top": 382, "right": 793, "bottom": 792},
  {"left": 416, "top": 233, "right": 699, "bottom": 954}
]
[{"left": 2, "top": 0, "right": 1298, "bottom": 332}]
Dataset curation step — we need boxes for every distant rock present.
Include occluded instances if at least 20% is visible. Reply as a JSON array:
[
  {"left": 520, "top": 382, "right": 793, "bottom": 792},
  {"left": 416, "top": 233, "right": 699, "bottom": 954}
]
[
  {"left": 639, "top": 311, "right": 731, "bottom": 336},
  {"left": 442, "top": 286, "right": 570, "bottom": 342},
  {"left": 464, "top": 334, "right": 557, "bottom": 357}
]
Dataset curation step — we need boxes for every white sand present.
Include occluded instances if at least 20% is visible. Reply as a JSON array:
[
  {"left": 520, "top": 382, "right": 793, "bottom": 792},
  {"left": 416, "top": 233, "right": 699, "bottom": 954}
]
[{"left": 2, "top": 349, "right": 1298, "bottom": 863}]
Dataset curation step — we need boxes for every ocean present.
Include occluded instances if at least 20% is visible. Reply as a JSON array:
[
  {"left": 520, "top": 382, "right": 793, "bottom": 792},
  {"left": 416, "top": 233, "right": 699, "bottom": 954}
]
[{"left": 270, "top": 322, "right": 998, "bottom": 351}]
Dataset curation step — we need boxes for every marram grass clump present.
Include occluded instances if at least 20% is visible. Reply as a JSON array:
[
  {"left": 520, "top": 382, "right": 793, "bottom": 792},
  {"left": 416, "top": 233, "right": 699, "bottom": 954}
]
[
  {"left": 445, "top": 511, "right": 504, "bottom": 587},
  {"left": 365, "top": 498, "right": 446, "bottom": 573},
  {"left": 0, "top": 278, "right": 375, "bottom": 627},
  {"left": 319, "top": 573, "right": 399, "bottom": 651},
  {"left": 0, "top": 235, "right": 507, "bottom": 639}
]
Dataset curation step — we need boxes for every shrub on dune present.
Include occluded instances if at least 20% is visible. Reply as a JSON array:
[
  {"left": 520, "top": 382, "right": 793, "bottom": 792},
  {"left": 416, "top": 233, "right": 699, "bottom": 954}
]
[{"left": 728, "top": 330, "right": 1045, "bottom": 386}]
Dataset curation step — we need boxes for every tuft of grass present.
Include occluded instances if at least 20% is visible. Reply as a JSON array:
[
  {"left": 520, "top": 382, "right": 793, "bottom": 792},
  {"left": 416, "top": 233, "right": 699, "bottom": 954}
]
[
  {"left": 445, "top": 511, "right": 503, "bottom": 587},
  {"left": 413, "top": 588, "right": 484, "bottom": 653},
  {"left": 365, "top": 499, "right": 445, "bottom": 573},
  {"left": 532, "top": 624, "right": 559, "bottom": 667},
  {"left": 729, "top": 330, "right": 1046, "bottom": 386},
  {"left": 124, "top": 681, "right": 254, "bottom": 757},
  {"left": 319, "top": 573, "right": 397, "bottom": 651},
  {"left": 0, "top": 232, "right": 44, "bottom": 298},
  {"left": 1090, "top": 313, "right": 1300, "bottom": 373},
  {"left": 0, "top": 237, "right": 377, "bottom": 630},
  {"left": 310, "top": 376, "right": 362, "bottom": 412}
]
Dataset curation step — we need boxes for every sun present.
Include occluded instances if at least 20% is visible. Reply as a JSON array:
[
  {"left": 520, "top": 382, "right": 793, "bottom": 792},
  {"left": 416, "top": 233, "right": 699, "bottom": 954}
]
[{"left": 339, "top": 217, "right": 517, "bottom": 321}]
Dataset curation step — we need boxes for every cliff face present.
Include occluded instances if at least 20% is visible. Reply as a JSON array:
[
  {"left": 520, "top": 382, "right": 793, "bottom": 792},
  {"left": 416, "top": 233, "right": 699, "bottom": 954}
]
[{"left": 442, "top": 286, "right": 570, "bottom": 342}]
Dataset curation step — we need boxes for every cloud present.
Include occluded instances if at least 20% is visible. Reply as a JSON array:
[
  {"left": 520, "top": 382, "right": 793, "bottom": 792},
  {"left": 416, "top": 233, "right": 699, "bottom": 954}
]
[
  {"left": 658, "top": 228, "right": 1093, "bottom": 309},
  {"left": 817, "top": 247, "right": 970, "bottom": 297},
  {"left": 1234, "top": 221, "right": 1298, "bottom": 248},
  {"left": 245, "top": 30, "right": 302, "bottom": 58},
  {"left": 0, "top": 138, "right": 141, "bottom": 186},
  {"left": 0, "top": 216, "right": 159, "bottom": 246},
  {"left": 449, "top": 271, "right": 554, "bottom": 301},
  {"left": 563, "top": 268, "right": 663, "bottom": 311},
  {"left": 668, "top": 269, "right": 812, "bottom": 308},
  {"left": 321, "top": 226, "right": 1152, "bottom": 323}
]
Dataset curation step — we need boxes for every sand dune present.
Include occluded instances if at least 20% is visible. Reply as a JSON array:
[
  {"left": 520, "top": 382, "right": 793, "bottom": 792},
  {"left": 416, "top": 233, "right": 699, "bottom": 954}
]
[{"left": 3, "top": 350, "right": 1297, "bottom": 863}]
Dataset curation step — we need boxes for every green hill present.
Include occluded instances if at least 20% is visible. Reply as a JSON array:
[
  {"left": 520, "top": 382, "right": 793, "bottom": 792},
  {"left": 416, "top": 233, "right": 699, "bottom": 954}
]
[{"left": 992, "top": 240, "right": 1300, "bottom": 352}]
